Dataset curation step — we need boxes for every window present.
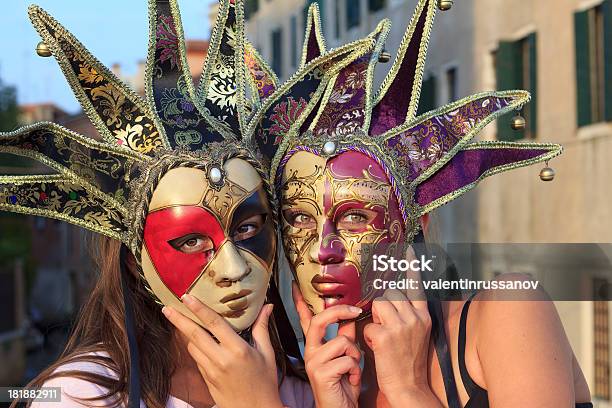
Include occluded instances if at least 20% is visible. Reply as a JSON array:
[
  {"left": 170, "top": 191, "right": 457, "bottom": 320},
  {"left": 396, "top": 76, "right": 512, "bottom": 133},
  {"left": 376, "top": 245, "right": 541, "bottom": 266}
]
[
  {"left": 346, "top": 0, "right": 360, "bottom": 29},
  {"left": 291, "top": 15, "right": 298, "bottom": 69},
  {"left": 446, "top": 67, "right": 458, "bottom": 102},
  {"left": 368, "top": 0, "right": 386, "bottom": 12},
  {"left": 271, "top": 28, "right": 283, "bottom": 78},
  {"left": 245, "top": 0, "right": 259, "bottom": 20},
  {"left": 495, "top": 33, "right": 537, "bottom": 141},
  {"left": 575, "top": 1, "right": 612, "bottom": 127},
  {"left": 334, "top": 0, "right": 341, "bottom": 39},
  {"left": 594, "top": 278, "right": 610, "bottom": 400},
  {"left": 417, "top": 75, "right": 437, "bottom": 116},
  {"left": 304, "top": 0, "right": 325, "bottom": 33}
]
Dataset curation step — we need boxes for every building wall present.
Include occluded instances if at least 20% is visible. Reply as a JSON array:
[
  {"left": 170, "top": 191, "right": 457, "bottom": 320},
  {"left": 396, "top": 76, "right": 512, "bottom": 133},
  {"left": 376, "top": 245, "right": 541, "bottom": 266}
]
[
  {"left": 471, "top": 0, "right": 612, "bottom": 403},
  {"left": 474, "top": 0, "right": 612, "bottom": 244}
]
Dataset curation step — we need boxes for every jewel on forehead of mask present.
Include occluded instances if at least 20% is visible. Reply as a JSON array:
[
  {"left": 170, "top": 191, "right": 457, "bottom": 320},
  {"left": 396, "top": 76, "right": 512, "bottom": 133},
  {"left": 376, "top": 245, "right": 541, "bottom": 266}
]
[
  {"left": 209, "top": 166, "right": 223, "bottom": 184},
  {"left": 69, "top": 191, "right": 78, "bottom": 200},
  {"left": 323, "top": 141, "right": 337, "bottom": 156}
]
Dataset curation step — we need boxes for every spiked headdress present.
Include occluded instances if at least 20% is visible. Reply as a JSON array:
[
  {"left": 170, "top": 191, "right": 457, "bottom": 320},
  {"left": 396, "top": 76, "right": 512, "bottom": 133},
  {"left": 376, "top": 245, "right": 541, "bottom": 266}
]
[{"left": 252, "top": 0, "right": 562, "bottom": 240}]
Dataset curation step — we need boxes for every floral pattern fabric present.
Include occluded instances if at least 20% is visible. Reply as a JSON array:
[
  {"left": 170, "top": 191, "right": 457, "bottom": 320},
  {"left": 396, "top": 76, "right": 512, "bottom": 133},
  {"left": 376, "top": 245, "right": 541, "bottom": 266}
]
[
  {"left": 313, "top": 55, "right": 369, "bottom": 137},
  {"left": 384, "top": 95, "right": 513, "bottom": 181},
  {"left": 152, "top": 3, "right": 225, "bottom": 149}
]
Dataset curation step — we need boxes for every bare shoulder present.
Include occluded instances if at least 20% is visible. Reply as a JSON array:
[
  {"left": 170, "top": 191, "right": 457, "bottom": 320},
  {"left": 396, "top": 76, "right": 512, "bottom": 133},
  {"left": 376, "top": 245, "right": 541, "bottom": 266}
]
[
  {"left": 470, "top": 273, "right": 569, "bottom": 349},
  {"left": 467, "top": 274, "right": 579, "bottom": 404}
]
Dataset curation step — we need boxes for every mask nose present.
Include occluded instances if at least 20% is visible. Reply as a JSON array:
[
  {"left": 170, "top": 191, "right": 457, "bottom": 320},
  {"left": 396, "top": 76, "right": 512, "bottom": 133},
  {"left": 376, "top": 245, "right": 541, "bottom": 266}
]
[
  {"left": 209, "top": 241, "right": 251, "bottom": 287},
  {"left": 309, "top": 219, "right": 346, "bottom": 265}
]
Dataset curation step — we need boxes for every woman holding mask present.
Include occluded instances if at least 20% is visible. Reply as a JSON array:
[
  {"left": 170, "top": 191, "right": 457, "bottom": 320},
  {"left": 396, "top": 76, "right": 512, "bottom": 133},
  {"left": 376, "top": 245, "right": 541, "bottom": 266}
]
[
  {"left": 251, "top": 1, "right": 592, "bottom": 406},
  {"left": 3, "top": 1, "right": 318, "bottom": 406}
]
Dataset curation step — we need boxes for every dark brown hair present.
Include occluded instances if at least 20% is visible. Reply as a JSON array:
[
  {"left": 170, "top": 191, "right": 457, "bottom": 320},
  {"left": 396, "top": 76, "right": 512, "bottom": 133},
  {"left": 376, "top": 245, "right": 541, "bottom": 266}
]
[{"left": 14, "top": 236, "right": 298, "bottom": 408}]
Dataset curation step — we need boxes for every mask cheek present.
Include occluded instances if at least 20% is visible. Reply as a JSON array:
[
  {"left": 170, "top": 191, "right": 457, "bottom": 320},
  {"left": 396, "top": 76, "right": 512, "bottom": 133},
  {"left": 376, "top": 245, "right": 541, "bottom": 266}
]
[
  {"left": 140, "top": 247, "right": 201, "bottom": 323},
  {"left": 282, "top": 228, "right": 325, "bottom": 314},
  {"left": 281, "top": 225, "right": 309, "bottom": 267}
]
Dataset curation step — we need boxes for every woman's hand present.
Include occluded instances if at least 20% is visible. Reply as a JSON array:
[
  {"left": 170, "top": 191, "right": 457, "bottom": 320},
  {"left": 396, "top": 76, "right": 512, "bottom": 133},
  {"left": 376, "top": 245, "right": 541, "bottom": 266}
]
[
  {"left": 363, "top": 247, "right": 441, "bottom": 407},
  {"left": 163, "top": 295, "right": 283, "bottom": 408},
  {"left": 293, "top": 282, "right": 362, "bottom": 408}
]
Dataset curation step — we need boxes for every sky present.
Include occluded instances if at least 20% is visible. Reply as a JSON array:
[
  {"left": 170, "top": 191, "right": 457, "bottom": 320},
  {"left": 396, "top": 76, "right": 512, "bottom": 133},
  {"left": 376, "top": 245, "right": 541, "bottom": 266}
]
[{"left": 0, "top": 0, "right": 215, "bottom": 113}]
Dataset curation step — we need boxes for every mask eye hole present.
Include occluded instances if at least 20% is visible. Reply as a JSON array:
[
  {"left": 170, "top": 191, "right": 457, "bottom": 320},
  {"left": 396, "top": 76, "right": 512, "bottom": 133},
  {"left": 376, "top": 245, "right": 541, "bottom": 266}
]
[
  {"left": 232, "top": 214, "right": 266, "bottom": 242},
  {"left": 283, "top": 209, "right": 317, "bottom": 229},
  {"left": 168, "top": 234, "right": 215, "bottom": 256},
  {"left": 336, "top": 209, "right": 377, "bottom": 231}
]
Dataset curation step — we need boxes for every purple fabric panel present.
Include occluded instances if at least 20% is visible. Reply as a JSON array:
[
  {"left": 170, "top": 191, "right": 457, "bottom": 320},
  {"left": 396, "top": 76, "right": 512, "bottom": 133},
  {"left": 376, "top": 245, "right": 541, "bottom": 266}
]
[
  {"left": 384, "top": 95, "right": 514, "bottom": 181},
  {"left": 369, "top": 6, "right": 427, "bottom": 136},
  {"left": 415, "top": 147, "right": 549, "bottom": 207},
  {"left": 306, "top": 27, "right": 322, "bottom": 64},
  {"left": 313, "top": 55, "right": 370, "bottom": 137},
  {"left": 300, "top": 97, "right": 322, "bottom": 134}
]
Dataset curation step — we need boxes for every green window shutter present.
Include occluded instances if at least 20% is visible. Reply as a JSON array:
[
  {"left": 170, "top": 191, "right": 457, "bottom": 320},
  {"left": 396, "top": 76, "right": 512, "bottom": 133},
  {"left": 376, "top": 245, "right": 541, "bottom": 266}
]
[
  {"left": 368, "top": 0, "right": 386, "bottom": 13},
  {"left": 304, "top": 0, "right": 325, "bottom": 33},
  {"left": 245, "top": 0, "right": 259, "bottom": 20},
  {"left": 496, "top": 40, "right": 523, "bottom": 141},
  {"left": 575, "top": 9, "right": 592, "bottom": 127},
  {"left": 347, "top": 0, "right": 360, "bottom": 29},
  {"left": 603, "top": 0, "right": 612, "bottom": 121},
  {"left": 271, "top": 28, "right": 283, "bottom": 78},
  {"left": 417, "top": 76, "right": 437, "bottom": 116},
  {"left": 527, "top": 33, "right": 537, "bottom": 137}
]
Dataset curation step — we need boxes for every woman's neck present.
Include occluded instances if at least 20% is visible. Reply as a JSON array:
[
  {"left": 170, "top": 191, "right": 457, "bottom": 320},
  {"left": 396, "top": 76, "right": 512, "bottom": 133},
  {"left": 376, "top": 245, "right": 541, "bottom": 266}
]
[{"left": 170, "top": 332, "right": 215, "bottom": 408}]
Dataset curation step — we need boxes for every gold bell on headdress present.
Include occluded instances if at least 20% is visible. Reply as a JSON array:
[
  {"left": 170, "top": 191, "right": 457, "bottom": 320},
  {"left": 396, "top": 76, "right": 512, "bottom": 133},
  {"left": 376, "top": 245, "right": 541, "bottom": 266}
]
[
  {"left": 438, "top": 0, "right": 453, "bottom": 11},
  {"left": 539, "top": 165, "right": 555, "bottom": 182},
  {"left": 511, "top": 114, "right": 526, "bottom": 131},
  {"left": 379, "top": 49, "right": 391, "bottom": 63},
  {"left": 36, "top": 41, "right": 52, "bottom": 57}
]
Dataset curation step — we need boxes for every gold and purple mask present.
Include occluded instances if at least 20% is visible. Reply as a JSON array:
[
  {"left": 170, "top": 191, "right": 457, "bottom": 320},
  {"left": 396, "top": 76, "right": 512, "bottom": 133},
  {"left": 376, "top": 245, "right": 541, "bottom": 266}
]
[{"left": 250, "top": 1, "right": 563, "bottom": 316}]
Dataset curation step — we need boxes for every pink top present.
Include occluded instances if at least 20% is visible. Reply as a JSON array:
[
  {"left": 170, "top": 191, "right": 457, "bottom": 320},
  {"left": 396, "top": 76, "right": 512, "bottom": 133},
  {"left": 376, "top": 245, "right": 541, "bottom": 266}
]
[{"left": 29, "top": 353, "right": 314, "bottom": 408}]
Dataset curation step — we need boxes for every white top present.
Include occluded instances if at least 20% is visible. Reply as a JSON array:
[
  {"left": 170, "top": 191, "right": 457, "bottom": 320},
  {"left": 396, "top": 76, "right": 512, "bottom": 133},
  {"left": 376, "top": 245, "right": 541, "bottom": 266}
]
[{"left": 30, "top": 353, "right": 314, "bottom": 408}]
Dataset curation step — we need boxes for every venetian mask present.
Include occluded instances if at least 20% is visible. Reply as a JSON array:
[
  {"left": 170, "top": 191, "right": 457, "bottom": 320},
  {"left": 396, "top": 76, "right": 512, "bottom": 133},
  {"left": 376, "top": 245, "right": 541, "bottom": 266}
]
[
  {"left": 141, "top": 159, "right": 276, "bottom": 331},
  {"left": 280, "top": 150, "right": 405, "bottom": 314}
]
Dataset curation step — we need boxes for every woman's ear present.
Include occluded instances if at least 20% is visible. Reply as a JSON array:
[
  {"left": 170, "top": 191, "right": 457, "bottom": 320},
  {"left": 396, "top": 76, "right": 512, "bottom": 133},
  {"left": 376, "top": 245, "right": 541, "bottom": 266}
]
[{"left": 420, "top": 214, "right": 430, "bottom": 233}]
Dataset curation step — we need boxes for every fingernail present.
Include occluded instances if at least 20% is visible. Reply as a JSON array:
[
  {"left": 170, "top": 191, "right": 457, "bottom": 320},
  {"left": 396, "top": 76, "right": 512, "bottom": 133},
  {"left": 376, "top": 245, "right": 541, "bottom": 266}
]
[
  {"left": 349, "top": 306, "right": 362, "bottom": 314},
  {"left": 182, "top": 294, "right": 195, "bottom": 305},
  {"left": 162, "top": 306, "right": 171, "bottom": 317}
]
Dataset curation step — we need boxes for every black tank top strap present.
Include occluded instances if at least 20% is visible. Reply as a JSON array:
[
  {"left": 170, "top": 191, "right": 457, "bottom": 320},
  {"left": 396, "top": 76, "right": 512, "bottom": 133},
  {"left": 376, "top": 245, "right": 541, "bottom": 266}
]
[
  {"left": 458, "top": 293, "right": 486, "bottom": 398},
  {"left": 429, "top": 299, "right": 462, "bottom": 408}
]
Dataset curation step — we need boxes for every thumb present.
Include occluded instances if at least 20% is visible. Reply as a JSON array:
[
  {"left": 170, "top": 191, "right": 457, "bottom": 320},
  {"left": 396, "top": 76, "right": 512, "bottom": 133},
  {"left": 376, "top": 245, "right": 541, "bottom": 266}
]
[{"left": 252, "top": 304, "right": 275, "bottom": 369}]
